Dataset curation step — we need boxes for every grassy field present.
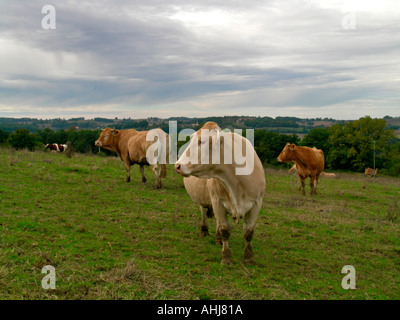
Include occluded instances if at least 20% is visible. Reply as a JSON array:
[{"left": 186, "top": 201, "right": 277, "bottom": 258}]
[{"left": 0, "top": 147, "right": 399, "bottom": 300}]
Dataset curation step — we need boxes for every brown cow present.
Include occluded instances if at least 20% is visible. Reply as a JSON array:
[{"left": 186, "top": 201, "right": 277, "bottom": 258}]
[
  {"left": 365, "top": 167, "right": 378, "bottom": 177},
  {"left": 175, "top": 122, "right": 265, "bottom": 264},
  {"left": 183, "top": 176, "right": 214, "bottom": 237},
  {"left": 278, "top": 143, "right": 325, "bottom": 195},
  {"left": 95, "top": 127, "right": 169, "bottom": 188}
]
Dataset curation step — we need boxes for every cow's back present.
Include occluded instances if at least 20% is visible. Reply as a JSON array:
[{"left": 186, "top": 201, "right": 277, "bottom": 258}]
[{"left": 297, "top": 147, "right": 324, "bottom": 172}]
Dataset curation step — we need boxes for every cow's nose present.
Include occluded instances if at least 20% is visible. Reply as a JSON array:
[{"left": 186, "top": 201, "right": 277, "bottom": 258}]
[
  {"left": 175, "top": 163, "right": 182, "bottom": 174},
  {"left": 277, "top": 157, "right": 282, "bottom": 162},
  {"left": 95, "top": 140, "right": 101, "bottom": 147}
]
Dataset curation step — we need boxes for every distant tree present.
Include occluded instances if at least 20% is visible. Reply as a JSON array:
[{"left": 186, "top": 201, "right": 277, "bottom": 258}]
[
  {"left": 53, "top": 129, "right": 68, "bottom": 143},
  {"left": 254, "top": 130, "right": 299, "bottom": 165},
  {"left": 300, "top": 127, "right": 331, "bottom": 154},
  {"left": 36, "top": 127, "right": 55, "bottom": 144},
  {"left": 7, "top": 128, "right": 39, "bottom": 151},
  {"left": 327, "top": 116, "right": 396, "bottom": 172},
  {"left": 136, "top": 120, "right": 149, "bottom": 128}
]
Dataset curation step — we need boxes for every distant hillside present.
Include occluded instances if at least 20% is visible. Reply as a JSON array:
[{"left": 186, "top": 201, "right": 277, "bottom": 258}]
[
  {"left": 384, "top": 116, "right": 400, "bottom": 137},
  {"left": 0, "top": 115, "right": 359, "bottom": 135}
]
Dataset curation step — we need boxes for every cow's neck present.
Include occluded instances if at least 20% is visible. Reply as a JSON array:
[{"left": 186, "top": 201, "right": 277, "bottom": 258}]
[
  {"left": 110, "top": 136, "right": 122, "bottom": 159},
  {"left": 214, "top": 166, "right": 252, "bottom": 217}
]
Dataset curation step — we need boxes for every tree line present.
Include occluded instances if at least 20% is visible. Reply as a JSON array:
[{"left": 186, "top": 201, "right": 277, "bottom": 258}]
[{"left": 0, "top": 116, "right": 399, "bottom": 176}]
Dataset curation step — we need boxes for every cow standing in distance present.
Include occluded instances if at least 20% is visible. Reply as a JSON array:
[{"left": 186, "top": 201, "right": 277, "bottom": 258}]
[
  {"left": 365, "top": 167, "right": 378, "bottom": 177},
  {"left": 45, "top": 143, "right": 68, "bottom": 152},
  {"left": 278, "top": 143, "right": 325, "bottom": 195},
  {"left": 95, "top": 127, "right": 169, "bottom": 189},
  {"left": 175, "top": 122, "right": 266, "bottom": 265}
]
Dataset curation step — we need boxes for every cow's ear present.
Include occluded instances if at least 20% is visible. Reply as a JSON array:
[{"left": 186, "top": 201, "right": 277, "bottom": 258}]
[{"left": 290, "top": 144, "right": 296, "bottom": 150}]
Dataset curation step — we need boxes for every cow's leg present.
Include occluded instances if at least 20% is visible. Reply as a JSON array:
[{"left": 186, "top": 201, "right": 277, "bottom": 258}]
[
  {"left": 200, "top": 206, "right": 209, "bottom": 237},
  {"left": 151, "top": 164, "right": 162, "bottom": 189},
  {"left": 243, "top": 201, "right": 261, "bottom": 264},
  {"left": 139, "top": 165, "right": 147, "bottom": 183},
  {"left": 310, "top": 176, "right": 316, "bottom": 195},
  {"left": 124, "top": 161, "right": 131, "bottom": 182},
  {"left": 298, "top": 174, "right": 305, "bottom": 196},
  {"left": 212, "top": 201, "right": 231, "bottom": 264},
  {"left": 313, "top": 174, "right": 320, "bottom": 194},
  {"left": 215, "top": 219, "right": 222, "bottom": 245}
]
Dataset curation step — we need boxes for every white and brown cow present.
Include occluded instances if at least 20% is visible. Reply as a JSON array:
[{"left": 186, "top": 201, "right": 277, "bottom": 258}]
[
  {"left": 45, "top": 143, "right": 68, "bottom": 152},
  {"left": 175, "top": 122, "right": 266, "bottom": 265},
  {"left": 95, "top": 127, "right": 170, "bottom": 188}
]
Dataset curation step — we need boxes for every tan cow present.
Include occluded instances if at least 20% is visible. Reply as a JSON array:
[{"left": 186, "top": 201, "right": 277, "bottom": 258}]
[
  {"left": 365, "top": 167, "right": 378, "bottom": 177},
  {"left": 175, "top": 122, "right": 266, "bottom": 265},
  {"left": 278, "top": 143, "right": 325, "bottom": 195},
  {"left": 289, "top": 163, "right": 336, "bottom": 178},
  {"left": 95, "top": 127, "right": 169, "bottom": 188},
  {"left": 288, "top": 163, "right": 297, "bottom": 173},
  {"left": 183, "top": 176, "right": 214, "bottom": 237}
]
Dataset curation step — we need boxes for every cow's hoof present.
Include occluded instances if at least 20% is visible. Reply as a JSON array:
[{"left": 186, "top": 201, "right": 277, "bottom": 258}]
[
  {"left": 221, "top": 257, "right": 233, "bottom": 265},
  {"left": 126, "top": 177, "right": 130, "bottom": 182},
  {"left": 221, "top": 250, "right": 232, "bottom": 265},
  {"left": 142, "top": 178, "right": 147, "bottom": 183},
  {"left": 244, "top": 259, "right": 255, "bottom": 265},
  {"left": 244, "top": 246, "right": 254, "bottom": 263},
  {"left": 243, "top": 256, "right": 255, "bottom": 265},
  {"left": 201, "top": 227, "right": 209, "bottom": 237}
]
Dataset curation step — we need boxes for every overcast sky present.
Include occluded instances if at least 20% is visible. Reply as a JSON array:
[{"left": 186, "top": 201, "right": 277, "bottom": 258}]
[{"left": 0, "top": 0, "right": 399, "bottom": 120}]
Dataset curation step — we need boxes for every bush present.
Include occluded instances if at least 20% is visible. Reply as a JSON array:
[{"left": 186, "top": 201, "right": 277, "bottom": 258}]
[
  {"left": 7, "top": 129, "right": 40, "bottom": 151},
  {"left": 0, "top": 129, "right": 10, "bottom": 144}
]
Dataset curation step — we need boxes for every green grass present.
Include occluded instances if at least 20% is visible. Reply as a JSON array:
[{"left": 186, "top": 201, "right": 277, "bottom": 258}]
[{"left": 1, "top": 147, "right": 400, "bottom": 299}]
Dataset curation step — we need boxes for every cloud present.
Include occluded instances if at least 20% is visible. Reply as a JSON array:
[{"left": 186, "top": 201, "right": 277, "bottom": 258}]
[{"left": 0, "top": 0, "right": 399, "bottom": 120}]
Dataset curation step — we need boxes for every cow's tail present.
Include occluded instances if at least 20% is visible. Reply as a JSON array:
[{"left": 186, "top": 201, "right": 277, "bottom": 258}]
[{"left": 321, "top": 171, "right": 336, "bottom": 178}]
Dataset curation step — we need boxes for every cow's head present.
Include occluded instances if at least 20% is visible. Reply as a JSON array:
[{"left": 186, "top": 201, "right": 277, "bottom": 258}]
[
  {"left": 174, "top": 122, "right": 223, "bottom": 178},
  {"left": 277, "top": 143, "right": 296, "bottom": 163},
  {"left": 95, "top": 128, "right": 119, "bottom": 149}
]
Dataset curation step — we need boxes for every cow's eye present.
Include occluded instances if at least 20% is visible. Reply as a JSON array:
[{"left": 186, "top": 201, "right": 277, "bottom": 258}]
[{"left": 105, "top": 134, "right": 109, "bottom": 137}]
